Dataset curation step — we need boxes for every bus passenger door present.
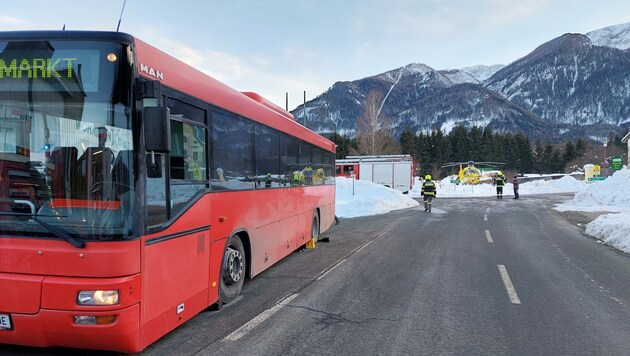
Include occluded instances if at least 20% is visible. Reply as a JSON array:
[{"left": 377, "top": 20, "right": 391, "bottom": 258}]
[{"left": 140, "top": 92, "right": 213, "bottom": 346}]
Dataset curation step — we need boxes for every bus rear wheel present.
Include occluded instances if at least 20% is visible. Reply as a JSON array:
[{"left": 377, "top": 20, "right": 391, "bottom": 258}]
[
  {"left": 219, "top": 234, "right": 246, "bottom": 304},
  {"left": 311, "top": 213, "right": 320, "bottom": 242}
]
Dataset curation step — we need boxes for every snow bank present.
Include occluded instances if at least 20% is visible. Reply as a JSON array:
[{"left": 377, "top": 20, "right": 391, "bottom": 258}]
[
  {"left": 335, "top": 177, "right": 419, "bottom": 218},
  {"left": 556, "top": 169, "right": 630, "bottom": 212}
]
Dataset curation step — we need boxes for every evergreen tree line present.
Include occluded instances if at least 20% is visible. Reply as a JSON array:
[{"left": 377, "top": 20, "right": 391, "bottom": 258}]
[{"left": 328, "top": 125, "right": 596, "bottom": 176}]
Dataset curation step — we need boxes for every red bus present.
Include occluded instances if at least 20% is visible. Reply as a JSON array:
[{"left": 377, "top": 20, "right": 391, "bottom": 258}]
[{"left": 0, "top": 31, "right": 336, "bottom": 353}]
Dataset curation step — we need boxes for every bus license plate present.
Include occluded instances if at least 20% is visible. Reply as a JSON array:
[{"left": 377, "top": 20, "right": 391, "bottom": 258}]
[{"left": 0, "top": 314, "right": 12, "bottom": 330}]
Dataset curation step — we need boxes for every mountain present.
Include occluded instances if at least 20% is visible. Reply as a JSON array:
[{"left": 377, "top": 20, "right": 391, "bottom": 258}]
[
  {"left": 301, "top": 63, "right": 457, "bottom": 136},
  {"left": 485, "top": 33, "right": 630, "bottom": 130},
  {"left": 293, "top": 22, "right": 630, "bottom": 142},
  {"left": 460, "top": 64, "right": 505, "bottom": 82},
  {"left": 586, "top": 22, "right": 630, "bottom": 50}
]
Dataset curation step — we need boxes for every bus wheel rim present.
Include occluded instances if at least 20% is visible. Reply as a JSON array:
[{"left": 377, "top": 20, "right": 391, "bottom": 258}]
[{"left": 225, "top": 247, "right": 243, "bottom": 284}]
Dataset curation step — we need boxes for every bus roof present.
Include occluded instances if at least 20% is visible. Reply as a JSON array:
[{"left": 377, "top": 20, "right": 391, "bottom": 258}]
[{"left": 132, "top": 37, "right": 334, "bottom": 152}]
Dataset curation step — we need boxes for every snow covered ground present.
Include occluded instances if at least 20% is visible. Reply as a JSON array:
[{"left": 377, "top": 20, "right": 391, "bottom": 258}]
[{"left": 335, "top": 168, "right": 630, "bottom": 254}]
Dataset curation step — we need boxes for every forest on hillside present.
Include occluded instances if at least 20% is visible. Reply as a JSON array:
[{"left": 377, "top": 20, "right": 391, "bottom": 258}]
[{"left": 328, "top": 125, "right": 628, "bottom": 178}]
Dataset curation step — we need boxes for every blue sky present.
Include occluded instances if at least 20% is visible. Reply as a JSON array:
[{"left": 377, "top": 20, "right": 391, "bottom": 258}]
[{"left": 1, "top": 0, "right": 628, "bottom": 110}]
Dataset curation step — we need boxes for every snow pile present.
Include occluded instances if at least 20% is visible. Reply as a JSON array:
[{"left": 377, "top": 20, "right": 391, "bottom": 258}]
[
  {"left": 555, "top": 169, "right": 630, "bottom": 212},
  {"left": 521, "top": 175, "right": 587, "bottom": 194},
  {"left": 335, "top": 177, "right": 418, "bottom": 218},
  {"left": 585, "top": 214, "right": 630, "bottom": 253},
  {"left": 556, "top": 169, "right": 630, "bottom": 253}
]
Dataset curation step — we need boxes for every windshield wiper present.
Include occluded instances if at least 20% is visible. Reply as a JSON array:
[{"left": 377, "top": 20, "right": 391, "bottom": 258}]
[{"left": 0, "top": 211, "right": 85, "bottom": 248}]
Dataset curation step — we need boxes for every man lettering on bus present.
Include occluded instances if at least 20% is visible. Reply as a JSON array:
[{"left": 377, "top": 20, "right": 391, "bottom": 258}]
[{"left": 421, "top": 174, "right": 437, "bottom": 212}]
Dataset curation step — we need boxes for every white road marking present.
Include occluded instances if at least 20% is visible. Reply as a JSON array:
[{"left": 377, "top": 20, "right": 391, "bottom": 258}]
[
  {"left": 317, "top": 258, "right": 347, "bottom": 280},
  {"left": 484, "top": 214, "right": 488, "bottom": 221},
  {"left": 224, "top": 293, "right": 299, "bottom": 341},
  {"left": 485, "top": 230, "right": 494, "bottom": 243},
  {"left": 355, "top": 240, "right": 373, "bottom": 254},
  {"left": 498, "top": 265, "right": 521, "bottom": 304}
]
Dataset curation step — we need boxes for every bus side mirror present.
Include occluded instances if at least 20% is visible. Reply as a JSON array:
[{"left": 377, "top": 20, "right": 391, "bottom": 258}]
[{"left": 144, "top": 106, "right": 170, "bottom": 153}]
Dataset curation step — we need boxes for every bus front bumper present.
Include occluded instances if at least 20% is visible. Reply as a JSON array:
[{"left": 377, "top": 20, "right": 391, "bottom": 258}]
[{"left": 0, "top": 303, "right": 141, "bottom": 353}]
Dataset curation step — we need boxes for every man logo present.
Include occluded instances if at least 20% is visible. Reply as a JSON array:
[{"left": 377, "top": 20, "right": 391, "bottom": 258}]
[{"left": 140, "top": 63, "right": 164, "bottom": 80}]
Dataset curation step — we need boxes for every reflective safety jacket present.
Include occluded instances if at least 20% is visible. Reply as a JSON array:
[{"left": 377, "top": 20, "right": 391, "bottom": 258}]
[
  {"left": 421, "top": 180, "right": 437, "bottom": 196},
  {"left": 494, "top": 175, "right": 507, "bottom": 187}
]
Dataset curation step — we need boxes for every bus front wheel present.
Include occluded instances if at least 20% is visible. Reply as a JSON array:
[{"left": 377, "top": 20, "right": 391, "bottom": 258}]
[{"left": 219, "top": 234, "right": 246, "bottom": 304}]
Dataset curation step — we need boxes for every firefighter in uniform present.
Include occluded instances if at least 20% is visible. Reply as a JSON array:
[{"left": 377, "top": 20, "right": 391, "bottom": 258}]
[
  {"left": 421, "top": 174, "right": 437, "bottom": 212},
  {"left": 301, "top": 164, "right": 313, "bottom": 185},
  {"left": 494, "top": 171, "right": 507, "bottom": 199}
]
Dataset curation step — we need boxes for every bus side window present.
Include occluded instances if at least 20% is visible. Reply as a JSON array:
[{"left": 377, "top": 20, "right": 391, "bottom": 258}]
[{"left": 211, "top": 111, "right": 254, "bottom": 190}]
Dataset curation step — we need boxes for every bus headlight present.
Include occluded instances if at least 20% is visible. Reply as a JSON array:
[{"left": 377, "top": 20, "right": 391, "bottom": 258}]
[{"left": 77, "top": 290, "right": 120, "bottom": 305}]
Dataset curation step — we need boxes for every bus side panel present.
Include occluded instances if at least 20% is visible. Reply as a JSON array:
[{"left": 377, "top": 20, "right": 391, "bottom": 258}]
[
  {"left": 319, "top": 201, "right": 335, "bottom": 233},
  {"left": 208, "top": 191, "right": 275, "bottom": 280},
  {"left": 252, "top": 189, "right": 282, "bottom": 273},
  {"left": 278, "top": 188, "right": 304, "bottom": 261},
  {"left": 254, "top": 220, "right": 281, "bottom": 271},
  {"left": 278, "top": 215, "right": 301, "bottom": 260},
  {"left": 206, "top": 185, "right": 335, "bottom": 279},
  {"left": 140, "top": 228, "right": 210, "bottom": 349}
]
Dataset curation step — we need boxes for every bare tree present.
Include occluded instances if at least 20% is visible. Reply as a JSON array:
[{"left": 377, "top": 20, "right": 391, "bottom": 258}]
[{"left": 354, "top": 90, "right": 399, "bottom": 155}]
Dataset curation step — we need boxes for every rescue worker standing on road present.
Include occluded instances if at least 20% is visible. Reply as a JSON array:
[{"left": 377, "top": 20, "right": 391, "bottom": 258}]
[
  {"left": 421, "top": 174, "right": 437, "bottom": 212},
  {"left": 494, "top": 171, "right": 507, "bottom": 199}
]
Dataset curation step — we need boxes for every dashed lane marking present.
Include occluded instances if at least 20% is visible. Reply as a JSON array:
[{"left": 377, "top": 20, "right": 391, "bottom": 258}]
[
  {"left": 498, "top": 265, "right": 521, "bottom": 304},
  {"left": 485, "top": 230, "right": 494, "bottom": 243}
]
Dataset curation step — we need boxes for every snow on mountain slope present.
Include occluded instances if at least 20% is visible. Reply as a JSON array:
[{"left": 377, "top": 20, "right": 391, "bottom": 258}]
[
  {"left": 462, "top": 64, "right": 505, "bottom": 82},
  {"left": 587, "top": 22, "right": 630, "bottom": 50}
]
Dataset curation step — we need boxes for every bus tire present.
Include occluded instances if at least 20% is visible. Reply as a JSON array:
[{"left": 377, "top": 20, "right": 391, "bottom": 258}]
[
  {"left": 219, "top": 234, "right": 246, "bottom": 304},
  {"left": 311, "top": 212, "right": 320, "bottom": 242}
]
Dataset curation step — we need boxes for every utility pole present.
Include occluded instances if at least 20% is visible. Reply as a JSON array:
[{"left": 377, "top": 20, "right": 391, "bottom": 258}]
[{"left": 303, "top": 90, "right": 307, "bottom": 127}]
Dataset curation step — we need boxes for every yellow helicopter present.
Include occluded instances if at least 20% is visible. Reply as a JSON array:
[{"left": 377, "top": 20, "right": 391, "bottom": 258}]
[{"left": 441, "top": 161, "right": 506, "bottom": 185}]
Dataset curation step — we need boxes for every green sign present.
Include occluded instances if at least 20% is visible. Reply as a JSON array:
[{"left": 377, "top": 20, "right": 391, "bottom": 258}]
[
  {"left": 611, "top": 156, "right": 623, "bottom": 170},
  {"left": 588, "top": 177, "right": 607, "bottom": 181}
]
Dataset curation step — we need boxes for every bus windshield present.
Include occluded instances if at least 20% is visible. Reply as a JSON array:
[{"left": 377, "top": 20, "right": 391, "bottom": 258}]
[{"left": 0, "top": 38, "right": 134, "bottom": 241}]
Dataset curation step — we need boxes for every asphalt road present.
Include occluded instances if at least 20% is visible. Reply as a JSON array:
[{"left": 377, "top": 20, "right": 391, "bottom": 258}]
[{"left": 5, "top": 194, "right": 630, "bottom": 355}]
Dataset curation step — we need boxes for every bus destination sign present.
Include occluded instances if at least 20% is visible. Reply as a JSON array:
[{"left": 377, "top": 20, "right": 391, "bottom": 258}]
[{"left": 0, "top": 57, "right": 78, "bottom": 79}]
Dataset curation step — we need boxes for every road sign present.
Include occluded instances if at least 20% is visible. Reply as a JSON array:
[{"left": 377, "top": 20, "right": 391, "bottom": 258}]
[
  {"left": 611, "top": 156, "right": 623, "bottom": 170},
  {"left": 593, "top": 165, "right": 601, "bottom": 175},
  {"left": 588, "top": 177, "right": 607, "bottom": 181}
]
